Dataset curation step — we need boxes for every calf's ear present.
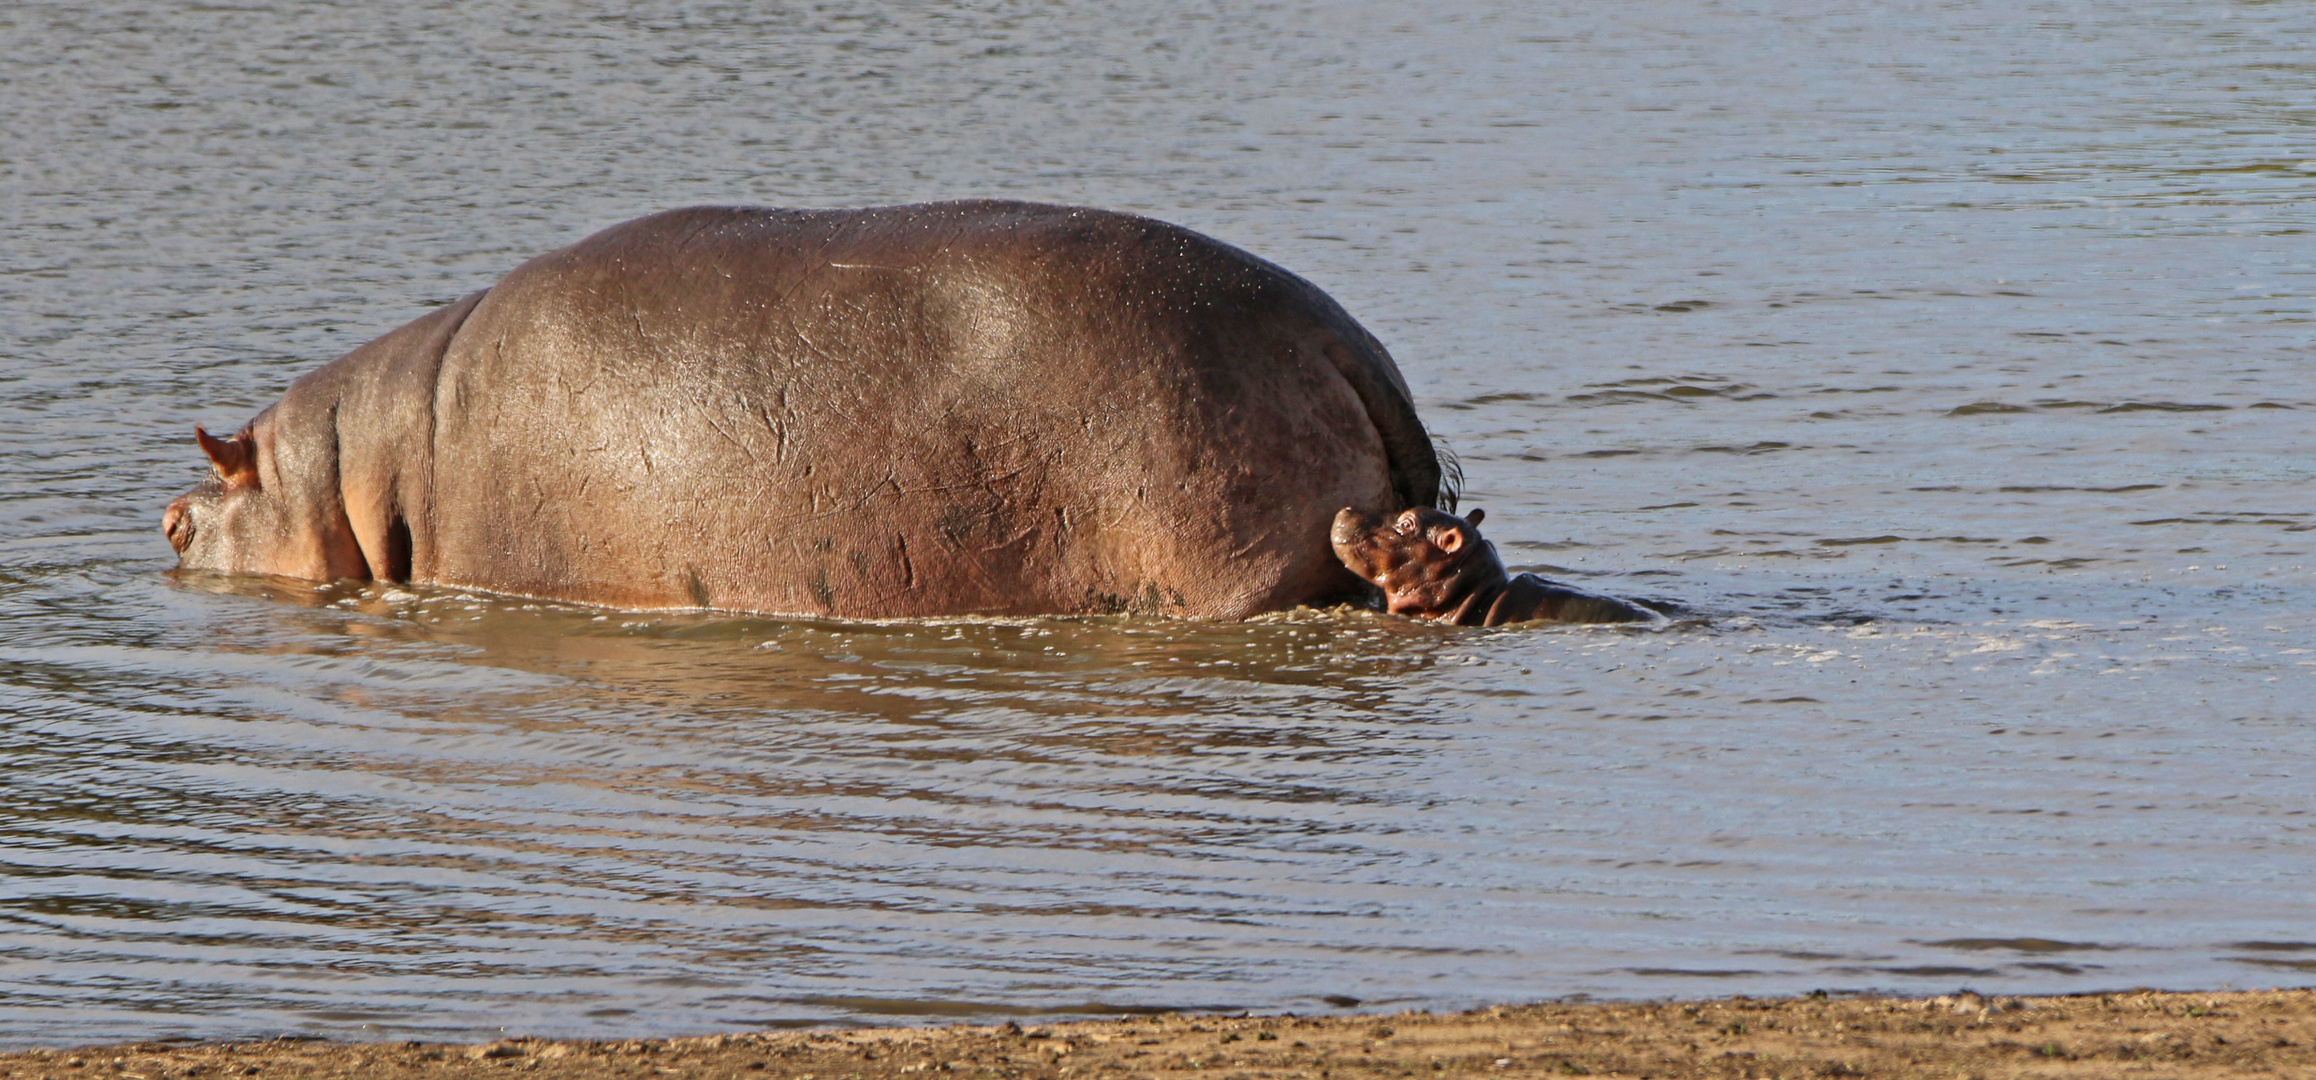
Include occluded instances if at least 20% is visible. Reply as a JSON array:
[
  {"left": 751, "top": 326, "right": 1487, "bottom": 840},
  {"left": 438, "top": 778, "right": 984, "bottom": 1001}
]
[
  {"left": 195, "top": 426, "right": 260, "bottom": 489},
  {"left": 1465, "top": 507, "right": 1485, "bottom": 527}
]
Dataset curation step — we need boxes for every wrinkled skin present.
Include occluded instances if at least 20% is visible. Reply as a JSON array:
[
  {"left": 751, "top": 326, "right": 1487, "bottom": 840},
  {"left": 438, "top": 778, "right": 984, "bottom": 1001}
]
[
  {"left": 166, "top": 201, "right": 1443, "bottom": 619},
  {"left": 1330, "top": 505, "right": 1652, "bottom": 625}
]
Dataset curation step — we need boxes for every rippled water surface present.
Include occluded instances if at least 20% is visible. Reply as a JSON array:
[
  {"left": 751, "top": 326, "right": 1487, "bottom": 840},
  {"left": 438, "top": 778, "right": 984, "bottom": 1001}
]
[{"left": 4, "top": 0, "right": 2313, "bottom": 1047}]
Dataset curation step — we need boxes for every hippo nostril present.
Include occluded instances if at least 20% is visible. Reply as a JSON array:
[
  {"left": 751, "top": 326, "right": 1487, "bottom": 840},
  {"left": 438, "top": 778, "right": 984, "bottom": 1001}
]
[{"left": 162, "top": 503, "right": 192, "bottom": 552}]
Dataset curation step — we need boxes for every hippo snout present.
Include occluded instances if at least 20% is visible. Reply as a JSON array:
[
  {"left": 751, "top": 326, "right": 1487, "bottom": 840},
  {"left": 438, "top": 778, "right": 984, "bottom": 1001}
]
[
  {"left": 162, "top": 497, "right": 192, "bottom": 553},
  {"left": 1331, "top": 506, "right": 1385, "bottom": 548}
]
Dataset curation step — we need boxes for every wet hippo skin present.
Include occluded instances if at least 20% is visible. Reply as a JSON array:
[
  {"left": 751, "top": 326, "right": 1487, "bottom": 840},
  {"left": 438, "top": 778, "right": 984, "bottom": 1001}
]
[
  {"left": 164, "top": 201, "right": 1443, "bottom": 619},
  {"left": 1330, "top": 505, "right": 1653, "bottom": 626}
]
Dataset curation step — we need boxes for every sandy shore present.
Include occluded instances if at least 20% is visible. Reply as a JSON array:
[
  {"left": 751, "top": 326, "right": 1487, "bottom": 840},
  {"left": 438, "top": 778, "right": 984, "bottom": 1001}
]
[{"left": 7, "top": 990, "right": 2313, "bottom": 1080}]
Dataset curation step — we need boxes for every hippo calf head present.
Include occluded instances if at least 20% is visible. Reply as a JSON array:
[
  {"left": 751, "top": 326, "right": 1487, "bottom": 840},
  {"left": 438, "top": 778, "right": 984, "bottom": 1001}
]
[
  {"left": 163, "top": 420, "right": 370, "bottom": 581},
  {"left": 1330, "top": 504, "right": 1504, "bottom": 618},
  {"left": 1333, "top": 505, "right": 1657, "bottom": 626}
]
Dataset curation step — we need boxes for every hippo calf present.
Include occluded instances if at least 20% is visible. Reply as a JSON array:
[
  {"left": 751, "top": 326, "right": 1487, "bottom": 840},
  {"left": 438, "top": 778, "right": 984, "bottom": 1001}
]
[
  {"left": 1330, "top": 506, "right": 1653, "bottom": 626},
  {"left": 164, "top": 201, "right": 1444, "bottom": 619}
]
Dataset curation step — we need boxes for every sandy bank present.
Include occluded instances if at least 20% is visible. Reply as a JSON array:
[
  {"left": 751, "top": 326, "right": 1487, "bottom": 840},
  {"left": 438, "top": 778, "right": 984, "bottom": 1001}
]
[{"left": 8, "top": 989, "right": 2313, "bottom": 1080}]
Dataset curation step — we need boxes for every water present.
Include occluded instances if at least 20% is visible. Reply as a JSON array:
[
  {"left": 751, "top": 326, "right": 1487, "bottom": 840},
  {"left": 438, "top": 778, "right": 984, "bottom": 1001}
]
[{"left": 3, "top": 0, "right": 2312, "bottom": 1048}]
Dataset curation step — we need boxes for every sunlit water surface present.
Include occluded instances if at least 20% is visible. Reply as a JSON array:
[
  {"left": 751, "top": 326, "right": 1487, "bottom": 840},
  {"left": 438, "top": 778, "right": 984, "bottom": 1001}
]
[{"left": 2, "top": 0, "right": 2312, "bottom": 1047}]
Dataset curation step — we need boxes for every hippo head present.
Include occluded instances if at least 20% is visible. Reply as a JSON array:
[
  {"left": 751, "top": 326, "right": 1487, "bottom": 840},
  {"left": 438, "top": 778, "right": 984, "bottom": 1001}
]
[
  {"left": 163, "top": 420, "right": 369, "bottom": 581},
  {"left": 1329, "top": 504, "right": 1508, "bottom": 617}
]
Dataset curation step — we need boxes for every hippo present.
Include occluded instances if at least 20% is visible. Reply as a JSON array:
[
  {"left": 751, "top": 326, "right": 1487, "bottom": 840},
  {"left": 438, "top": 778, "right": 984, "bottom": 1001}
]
[
  {"left": 1329, "top": 505, "right": 1654, "bottom": 625},
  {"left": 163, "top": 201, "right": 1444, "bottom": 619}
]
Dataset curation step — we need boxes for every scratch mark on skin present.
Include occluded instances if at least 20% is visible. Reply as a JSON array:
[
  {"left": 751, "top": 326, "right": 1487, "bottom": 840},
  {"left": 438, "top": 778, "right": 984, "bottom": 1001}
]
[
  {"left": 910, "top": 464, "right": 1036, "bottom": 493},
  {"left": 764, "top": 468, "right": 907, "bottom": 538},
  {"left": 851, "top": 466, "right": 905, "bottom": 511},
  {"left": 702, "top": 411, "right": 756, "bottom": 463},
  {"left": 751, "top": 387, "right": 793, "bottom": 464},
  {"left": 792, "top": 328, "right": 841, "bottom": 365},
  {"left": 1205, "top": 579, "right": 1278, "bottom": 618},
  {"left": 668, "top": 216, "right": 718, "bottom": 253},
  {"left": 982, "top": 521, "right": 1039, "bottom": 555},
  {"left": 1225, "top": 532, "right": 1270, "bottom": 560}
]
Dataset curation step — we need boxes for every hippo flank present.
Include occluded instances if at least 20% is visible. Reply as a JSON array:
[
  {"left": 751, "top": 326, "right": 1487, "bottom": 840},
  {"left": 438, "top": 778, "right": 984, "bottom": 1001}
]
[
  {"left": 164, "top": 201, "right": 1444, "bottom": 619},
  {"left": 1330, "top": 505, "right": 1654, "bottom": 625}
]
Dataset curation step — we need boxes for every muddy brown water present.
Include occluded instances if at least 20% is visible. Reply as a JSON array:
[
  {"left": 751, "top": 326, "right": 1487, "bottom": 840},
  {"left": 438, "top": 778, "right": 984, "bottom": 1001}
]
[{"left": 2, "top": 0, "right": 2311, "bottom": 1049}]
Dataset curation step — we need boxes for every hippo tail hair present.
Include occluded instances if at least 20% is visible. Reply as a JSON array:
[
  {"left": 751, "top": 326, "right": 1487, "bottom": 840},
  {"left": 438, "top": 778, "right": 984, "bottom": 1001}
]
[{"left": 1432, "top": 435, "right": 1463, "bottom": 513}]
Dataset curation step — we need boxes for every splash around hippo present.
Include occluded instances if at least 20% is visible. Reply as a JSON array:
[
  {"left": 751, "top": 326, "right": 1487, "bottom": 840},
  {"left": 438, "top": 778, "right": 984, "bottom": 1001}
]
[
  {"left": 163, "top": 201, "right": 1445, "bottom": 619},
  {"left": 1330, "top": 505, "right": 1656, "bottom": 626}
]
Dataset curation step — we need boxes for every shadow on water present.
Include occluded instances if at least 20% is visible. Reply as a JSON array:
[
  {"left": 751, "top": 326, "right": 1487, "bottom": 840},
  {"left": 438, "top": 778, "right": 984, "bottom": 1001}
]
[
  {"left": 126, "top": 571, "right": 1537, "bottom": 858},
  {"left": 161, "top": 567, "right": 1472, "bottom": 725}
]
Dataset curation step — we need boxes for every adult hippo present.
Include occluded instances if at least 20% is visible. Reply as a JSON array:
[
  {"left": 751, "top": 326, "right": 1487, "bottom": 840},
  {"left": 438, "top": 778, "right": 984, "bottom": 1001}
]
[{"left": 164, "top": 201, "right": 1443, "bottom": 619}]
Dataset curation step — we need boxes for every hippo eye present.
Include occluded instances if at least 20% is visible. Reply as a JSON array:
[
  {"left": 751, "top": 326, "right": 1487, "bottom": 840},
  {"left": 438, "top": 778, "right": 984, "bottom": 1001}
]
[{"left": 1395, "top": 511, "right": 1418, "bottom": 533}]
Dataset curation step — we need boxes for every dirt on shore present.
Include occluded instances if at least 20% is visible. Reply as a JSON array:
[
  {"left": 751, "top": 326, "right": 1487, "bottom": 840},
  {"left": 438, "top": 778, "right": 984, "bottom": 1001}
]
[{"left": 7, "top": 989, "right": 2314, "bottom": 1080}]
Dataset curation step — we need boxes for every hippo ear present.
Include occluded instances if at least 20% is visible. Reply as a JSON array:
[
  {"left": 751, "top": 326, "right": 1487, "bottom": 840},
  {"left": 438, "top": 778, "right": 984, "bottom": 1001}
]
[
  {"left": 1435, "top": 527, "right": 1464, "bottom": 554},
  {"left": 196, "top": 426, "right": 259, "bottom": 489},
  {"left": 1465, "top": 507, "right": 1485, "bottom": 528}
]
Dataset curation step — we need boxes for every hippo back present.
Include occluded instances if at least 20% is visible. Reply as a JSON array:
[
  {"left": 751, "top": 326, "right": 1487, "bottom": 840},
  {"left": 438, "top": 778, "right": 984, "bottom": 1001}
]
[{"left": 415, "top": 201, "right": 1438, "bottom": 618}]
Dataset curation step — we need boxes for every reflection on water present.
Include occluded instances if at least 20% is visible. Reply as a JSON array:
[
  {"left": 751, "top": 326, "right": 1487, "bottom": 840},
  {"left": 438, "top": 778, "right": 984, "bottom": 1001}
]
[{"left": 3, "top": 0, "right": 2313, "bottom": 1048}]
